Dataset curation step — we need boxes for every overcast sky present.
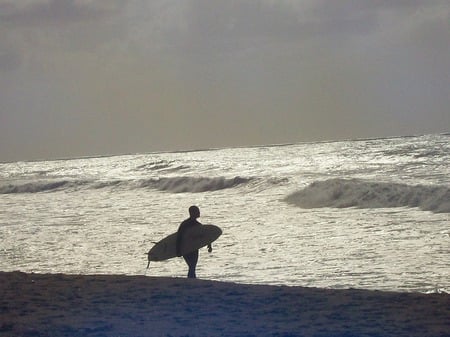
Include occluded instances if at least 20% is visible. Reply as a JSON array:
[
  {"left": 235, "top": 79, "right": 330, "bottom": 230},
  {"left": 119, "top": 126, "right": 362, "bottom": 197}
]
[{"left": 1, "top": 0, "right": 449, "bottom": 162}]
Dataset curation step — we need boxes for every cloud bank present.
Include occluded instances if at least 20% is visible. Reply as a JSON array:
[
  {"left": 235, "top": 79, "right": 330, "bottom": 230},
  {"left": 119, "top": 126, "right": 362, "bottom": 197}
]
[{"left": 1, "top": 0, "right": 449, "bottom": 161}]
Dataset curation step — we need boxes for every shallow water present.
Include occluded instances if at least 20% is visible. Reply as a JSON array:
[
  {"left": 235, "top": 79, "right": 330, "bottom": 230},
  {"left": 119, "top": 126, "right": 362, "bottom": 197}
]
[{"left": 1, "top": 134, "right": 449, "bottom": 292}]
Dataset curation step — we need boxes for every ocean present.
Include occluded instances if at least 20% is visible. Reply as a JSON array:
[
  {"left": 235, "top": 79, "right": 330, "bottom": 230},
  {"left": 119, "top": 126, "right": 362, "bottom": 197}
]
[{"left": 1, "top": 134, "right": 449, "bottom": 293}]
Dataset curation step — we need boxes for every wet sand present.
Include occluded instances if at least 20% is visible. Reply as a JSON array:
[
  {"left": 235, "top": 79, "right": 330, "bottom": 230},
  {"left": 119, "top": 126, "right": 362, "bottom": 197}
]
[{"left": 1, "top": 271, "right": 449, "bottom": 337}]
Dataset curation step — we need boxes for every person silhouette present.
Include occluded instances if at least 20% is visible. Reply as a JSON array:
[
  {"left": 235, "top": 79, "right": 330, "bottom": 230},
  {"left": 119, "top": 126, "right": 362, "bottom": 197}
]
[{"left": 176, "top": 206, "right": 212, "bottom": 278}]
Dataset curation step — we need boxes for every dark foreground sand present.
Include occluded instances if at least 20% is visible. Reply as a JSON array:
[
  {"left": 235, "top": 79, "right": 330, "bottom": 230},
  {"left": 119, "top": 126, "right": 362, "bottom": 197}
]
[{"left": 1, "top": 272, "right": 449, "bottom": 337}]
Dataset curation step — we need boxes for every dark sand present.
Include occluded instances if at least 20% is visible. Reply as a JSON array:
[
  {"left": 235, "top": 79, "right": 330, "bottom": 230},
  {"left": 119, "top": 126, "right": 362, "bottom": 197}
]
[{"left": 1, "top": 271, "right": 449, "bottom": 337}]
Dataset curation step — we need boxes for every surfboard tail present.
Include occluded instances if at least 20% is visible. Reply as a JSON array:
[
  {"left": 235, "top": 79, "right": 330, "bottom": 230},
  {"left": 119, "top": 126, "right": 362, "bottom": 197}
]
[{"left": 146, "top": 251, "right": 151, "bottom": 269}]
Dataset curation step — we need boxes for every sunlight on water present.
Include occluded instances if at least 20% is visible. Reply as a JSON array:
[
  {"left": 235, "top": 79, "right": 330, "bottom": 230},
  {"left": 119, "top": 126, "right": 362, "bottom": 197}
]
[{"left": 0, "top": 134, "right": 449, "bottom": 293}]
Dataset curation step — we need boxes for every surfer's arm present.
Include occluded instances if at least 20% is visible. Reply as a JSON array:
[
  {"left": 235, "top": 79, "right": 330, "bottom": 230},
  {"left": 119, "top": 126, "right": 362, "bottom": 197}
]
[{"left": 207, "top": 244, "right": 212, "bottom": 253}]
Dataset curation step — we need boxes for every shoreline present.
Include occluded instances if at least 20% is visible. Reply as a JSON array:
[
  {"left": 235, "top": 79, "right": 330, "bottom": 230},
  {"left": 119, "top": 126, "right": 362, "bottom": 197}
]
[{"left": 1, "top": 271, "right": 449, "bottom": 337}]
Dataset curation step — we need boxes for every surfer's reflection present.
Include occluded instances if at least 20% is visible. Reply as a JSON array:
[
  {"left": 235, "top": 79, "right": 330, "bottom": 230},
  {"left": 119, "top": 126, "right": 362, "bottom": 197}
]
[{"left": 176, "top": 206, "right": 212, "bottom": 278}]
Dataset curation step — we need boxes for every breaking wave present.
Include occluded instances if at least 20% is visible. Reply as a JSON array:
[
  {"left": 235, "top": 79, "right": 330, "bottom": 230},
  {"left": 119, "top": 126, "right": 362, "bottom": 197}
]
[
  {"left": 284, "top": 178, "right": 450, "bottom": 213},
  {"left": 0, "top": 176, "right": 252, "bottom": 194},
  {"left": 138, "top": 176, "right": 252, "bottom": 193},
  {"left": 0, "top": 180, "right": 84, "bottom": 194}
]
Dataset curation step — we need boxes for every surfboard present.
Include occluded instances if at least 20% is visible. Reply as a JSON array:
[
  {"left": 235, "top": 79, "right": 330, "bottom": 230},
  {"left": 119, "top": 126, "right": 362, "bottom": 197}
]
[{"left": 147, "top": 224, "right": 222, "bottom": 266}]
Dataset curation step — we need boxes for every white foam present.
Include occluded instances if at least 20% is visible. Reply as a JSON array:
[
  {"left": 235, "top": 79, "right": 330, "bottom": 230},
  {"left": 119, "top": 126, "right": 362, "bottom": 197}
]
[{"left": 284, "top": 178, "right": 450, "bottom": 213}]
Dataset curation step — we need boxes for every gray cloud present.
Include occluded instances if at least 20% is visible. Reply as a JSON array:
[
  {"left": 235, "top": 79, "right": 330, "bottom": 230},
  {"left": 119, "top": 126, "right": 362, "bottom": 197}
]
[
  {"left": 1, "top": 0, "right": 449, "bottom": 162},
  {"left": 162, "top": 0, "right": 380, "bottom": 58},
  {"left": 0, "top": 49, "right": 21, "bottom": 71},
  {"left": 0, "top": 0, "right": 115, "bottom": 25}
]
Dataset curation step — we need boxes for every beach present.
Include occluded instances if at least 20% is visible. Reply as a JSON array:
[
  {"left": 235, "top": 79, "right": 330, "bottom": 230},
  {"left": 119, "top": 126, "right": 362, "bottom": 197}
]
[{"left": 1, "top": 272, "right": 449, "bottom": 337}]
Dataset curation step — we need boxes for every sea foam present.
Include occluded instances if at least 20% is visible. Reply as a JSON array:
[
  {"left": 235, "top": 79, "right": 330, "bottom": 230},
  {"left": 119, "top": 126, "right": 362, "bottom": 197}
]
[{"left": 284, "top": 178, "right": 450, "bottom": 213}]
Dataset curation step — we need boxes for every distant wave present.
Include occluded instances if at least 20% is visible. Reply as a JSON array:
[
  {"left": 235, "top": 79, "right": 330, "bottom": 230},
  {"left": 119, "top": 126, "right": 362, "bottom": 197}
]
[
  {"left": 383, "top": 144, "right": 448, "bottom": 159},
  {"left": 0, "top": 180, "right": 82, "bottom": 194},
  {"left": 284, "top": 178, "right": 450, "bottom": 213},
  {"left": 135, "top": 160, "right": 172, "bottom": 171},
  {"left": 413, "top": 150, "right": 445, "bottom": 159},
  {"left": 134, "top": 160, "right": 190, "bottom": 173},
  {"left": 138, "top": 176, "right": 252, "bottom": 193},
  {"left": 0, "top": 176, "right": 252, "bottom": 194}
]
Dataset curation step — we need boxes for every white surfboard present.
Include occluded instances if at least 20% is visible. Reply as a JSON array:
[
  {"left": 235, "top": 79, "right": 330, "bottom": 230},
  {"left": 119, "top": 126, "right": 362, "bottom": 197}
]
[{"left": 147, "top": 224, "right": 222, "bottom": 266}]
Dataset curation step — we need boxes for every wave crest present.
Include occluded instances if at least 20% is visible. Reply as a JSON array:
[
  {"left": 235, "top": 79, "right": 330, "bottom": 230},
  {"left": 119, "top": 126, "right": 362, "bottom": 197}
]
[
  {"left": 0, "top": 176, "right": 252, "bottom": 194},
  {"left": 140, "top": 176, "right": 252, "bottom": 193},
  {"left": 134, "top": 160, "right": 190, "bottom": 173},
  {"left": 0, "top": 180, "right": 77, "bottom": 194},
  {"left": 284, "top": 178, "right": 450, "bottom": 213}
]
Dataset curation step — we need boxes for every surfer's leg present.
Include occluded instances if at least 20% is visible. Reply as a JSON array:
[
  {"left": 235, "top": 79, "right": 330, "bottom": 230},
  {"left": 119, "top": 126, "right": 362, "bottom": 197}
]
[
  {"left": 187, "top": 251, "right": 198, "bottom": 278},
  {"left": 183, "top": 254, "right": 194, "bottom": 278},
  {"left": 184, "top": 250, "right": 199, "bottom": 278}
]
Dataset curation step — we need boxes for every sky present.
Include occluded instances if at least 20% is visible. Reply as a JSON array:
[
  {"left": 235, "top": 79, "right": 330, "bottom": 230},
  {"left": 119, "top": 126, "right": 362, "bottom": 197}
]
[{"left": 1, "top": 0, "right": 449, "bottom": 162}]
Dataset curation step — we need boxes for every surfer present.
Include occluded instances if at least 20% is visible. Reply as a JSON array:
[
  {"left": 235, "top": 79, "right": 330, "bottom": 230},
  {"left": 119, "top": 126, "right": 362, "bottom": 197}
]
[{"left": 176, "top": 206, "right": 212, "bottom": 278}]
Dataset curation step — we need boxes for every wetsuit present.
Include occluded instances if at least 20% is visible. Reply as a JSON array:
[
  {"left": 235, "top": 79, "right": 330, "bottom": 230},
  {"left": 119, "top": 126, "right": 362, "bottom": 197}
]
[{"left": 176, "top": 217, "right": 201, "bottom": 278}]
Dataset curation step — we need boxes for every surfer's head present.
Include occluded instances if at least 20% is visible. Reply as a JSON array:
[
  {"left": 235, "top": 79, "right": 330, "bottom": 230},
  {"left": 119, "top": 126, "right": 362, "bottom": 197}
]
[{"left": 189, "top": 205, "right": 200, "bottom": 219}]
